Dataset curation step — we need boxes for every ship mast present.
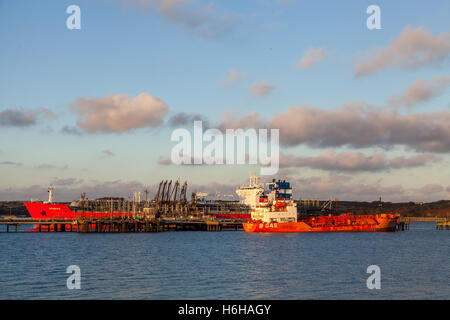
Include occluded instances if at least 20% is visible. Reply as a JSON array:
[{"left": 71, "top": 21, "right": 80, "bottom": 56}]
[{"left": 45, "top": 186, "right": 54, "bottom": 204}]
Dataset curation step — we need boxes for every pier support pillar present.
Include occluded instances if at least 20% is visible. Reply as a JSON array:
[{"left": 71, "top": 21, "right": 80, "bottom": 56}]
[{"left": 79, "top": 223, "right": 89, "bottom": 233}]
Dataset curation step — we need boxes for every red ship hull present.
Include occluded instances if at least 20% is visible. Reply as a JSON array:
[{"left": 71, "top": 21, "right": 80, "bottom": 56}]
[
  {"left": 243, "top": 214, "right": 398, "bottom": 233},
  {"left": 24, "top": 202, "right": 135, "bottom": 220},
  {"left": 25, "top": 202, "right": 251, "bottom": 220},
  {"left": 212, "top": 213, "right": 250, "bottom": 219}
]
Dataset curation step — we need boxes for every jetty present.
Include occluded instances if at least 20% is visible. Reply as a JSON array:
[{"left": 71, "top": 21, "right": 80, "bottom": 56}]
[
  {"left": 398, "top": 216, "right": 449, "bottom": 230},
  {"left": 0, "top": 216, "right": 244, "bottom": 233},
  {"left": 436, "top": 220, "right": 450, "bottom": 230}
]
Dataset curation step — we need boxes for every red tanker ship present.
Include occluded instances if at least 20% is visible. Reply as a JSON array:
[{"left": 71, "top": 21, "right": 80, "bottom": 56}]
[
  {"left": 240, "top": 178, "right": 399, "bottom": 233},
  {"left": 24, "top": 186, "right": 248, "bottom": 221}
]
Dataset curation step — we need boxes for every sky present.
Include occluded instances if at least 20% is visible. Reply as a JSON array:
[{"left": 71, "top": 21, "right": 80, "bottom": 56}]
[{"left": 0, "top": 0, "right": 449, "bottom": 202}]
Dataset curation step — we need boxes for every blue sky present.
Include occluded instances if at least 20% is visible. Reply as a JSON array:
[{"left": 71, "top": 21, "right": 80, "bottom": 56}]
[{"left": 0, "top": 0, "right": 449, "bottom": 201}]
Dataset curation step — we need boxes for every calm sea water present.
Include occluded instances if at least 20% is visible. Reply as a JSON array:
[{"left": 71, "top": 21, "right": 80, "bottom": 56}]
[{"left": 0, "top": 222, "right": 448, "bottom": 299}]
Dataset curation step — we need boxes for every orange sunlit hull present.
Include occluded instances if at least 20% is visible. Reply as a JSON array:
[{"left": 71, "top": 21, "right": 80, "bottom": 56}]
[{"left": 243, "top": 214, "right": 398, "bottom": 233}]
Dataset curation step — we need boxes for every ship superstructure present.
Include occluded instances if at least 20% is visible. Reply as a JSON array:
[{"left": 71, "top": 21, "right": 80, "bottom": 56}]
[
  {"left": 250, "top": 179, "right": 297, "bottom": 223},
  {"left": 235, "top": 173, "right": 265, "bottom": 209}
]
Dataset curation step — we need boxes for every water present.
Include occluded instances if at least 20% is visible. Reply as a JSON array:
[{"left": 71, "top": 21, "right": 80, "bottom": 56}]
[{"left": 0, "top": 222, "right": 448, "bottom": 299}]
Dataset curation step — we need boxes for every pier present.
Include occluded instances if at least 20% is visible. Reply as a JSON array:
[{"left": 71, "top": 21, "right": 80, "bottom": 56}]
[
  {"left": 436, "top": 220, "right": 450, "bottom": 230},
  {"left": 0, "top": 216, "right": 244, "bottom": 233},
  {"left": 398, "top": 216, "right": 449, "bottom": 230},
  {"left": 396, "top": 221, "right": 409, "bottom": 231},
  {"left": 0, "top": 178, "right": 250, "bottom": 234}
]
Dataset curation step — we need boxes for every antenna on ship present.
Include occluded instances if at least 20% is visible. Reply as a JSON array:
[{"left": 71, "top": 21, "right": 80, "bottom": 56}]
[
  {"left": 378, "top": 196, "right": 382, "bottom": 213},
  {"left": 249, "top": 172, "right": 260, "bottom": 187}
]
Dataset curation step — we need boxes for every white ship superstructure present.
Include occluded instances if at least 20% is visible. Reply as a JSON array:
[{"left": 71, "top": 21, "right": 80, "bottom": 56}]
[
  {"left": 235, "top": 173, "right": 264, "bottom": 208},
  {"left": 236, "top": 174, "right": 297, "bottom": 223},
  {"left": 251, "top": 179, "right": 297, "bottom": 223}
]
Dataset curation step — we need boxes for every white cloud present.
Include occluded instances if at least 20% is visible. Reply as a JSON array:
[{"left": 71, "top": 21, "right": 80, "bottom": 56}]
[
  {"left": 296, "top": 47, "right": 327, "bottom": 69},
  {"left": 102, "top": 149, "right": 114, "bottom": 157},
  {"left": 71, "top": 93, "right": 169, "bottom": 133},
  {"left": 0, "top": 108, "right": 55, "bottom": 127},
  {"left": 121, "top": 0, "right": 240, "bottom": 39},
  {"left": 250, "top": 81, "right": 275, "bottom": 97},
  {"left": 219, "top": 69, "right": 247, "bottom": 87},
  {"left": 387, "top": 76, "right": 450, "bottom": 108}
]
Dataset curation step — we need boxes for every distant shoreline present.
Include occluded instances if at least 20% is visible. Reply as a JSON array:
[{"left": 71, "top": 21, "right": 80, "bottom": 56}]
[{"left": 1, "top": 200, "right": 449, "bottom": 218}]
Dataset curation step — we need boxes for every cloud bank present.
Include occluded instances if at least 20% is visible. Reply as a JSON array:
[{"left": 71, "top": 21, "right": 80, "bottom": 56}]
[
  {"left": 291, "top": 175, "right": 447, "bottom": 202},
  {"left": 280, "top": 151, "right": 440, "bottom": 172},
  {"left": 269, "top": 103, "right": 450, "bottom": 153},
  {"left": 0, "top": 161, "right": 22, "bottom": 167}
]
